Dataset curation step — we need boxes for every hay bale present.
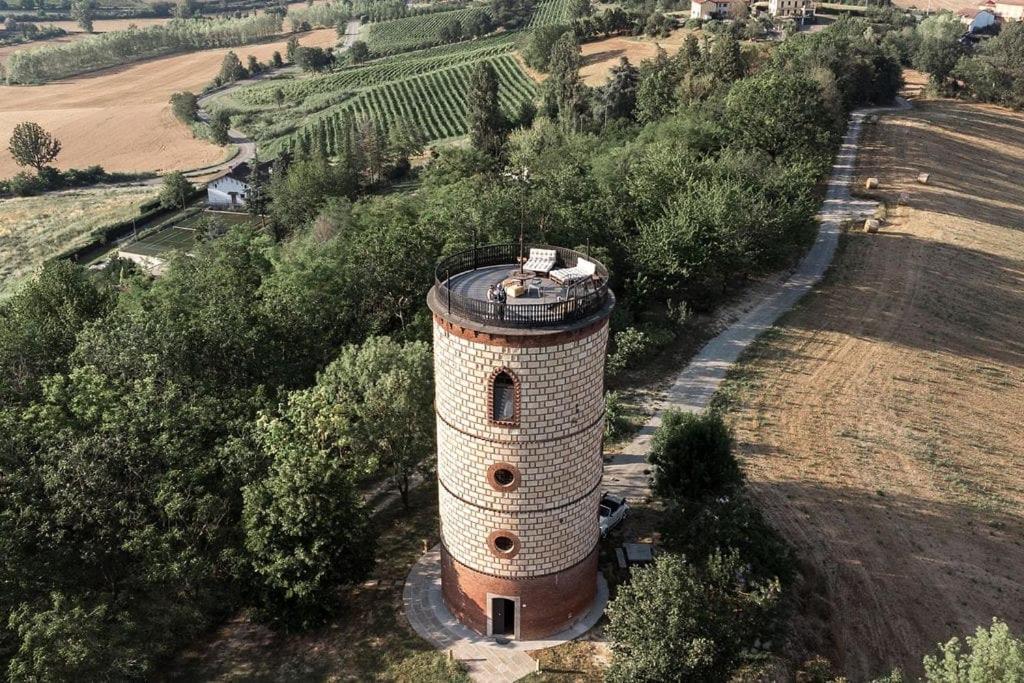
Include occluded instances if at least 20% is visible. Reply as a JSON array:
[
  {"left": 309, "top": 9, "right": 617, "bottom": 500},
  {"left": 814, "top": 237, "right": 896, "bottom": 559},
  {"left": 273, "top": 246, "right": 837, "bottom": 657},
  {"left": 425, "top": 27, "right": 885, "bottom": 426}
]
[
  {"left": 917, "top": 172, "right": 930, "bottom": 184},
  {"left": 864, "top": 219, "right": 880, "bottom": 233},
  {"left": 865, "top": 177, "right": 879, "bottom": 190}
]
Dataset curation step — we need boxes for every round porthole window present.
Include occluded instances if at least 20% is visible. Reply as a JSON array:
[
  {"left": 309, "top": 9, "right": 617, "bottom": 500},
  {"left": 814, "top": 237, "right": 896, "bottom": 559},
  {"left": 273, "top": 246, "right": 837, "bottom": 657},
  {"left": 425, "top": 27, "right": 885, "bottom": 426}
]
[
  {"left": 486, "top": 462, "right": 520, "bottom": 492},
  {"left": 487, "top": 530, "right": 520, "bottom": 558}
]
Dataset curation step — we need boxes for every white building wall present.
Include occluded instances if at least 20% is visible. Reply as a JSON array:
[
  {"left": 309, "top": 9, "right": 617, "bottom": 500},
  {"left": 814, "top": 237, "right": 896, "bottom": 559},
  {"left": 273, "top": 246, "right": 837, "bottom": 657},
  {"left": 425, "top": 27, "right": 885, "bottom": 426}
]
[{"left": 206, "top": 175, "right": 251, "bottom": 207}]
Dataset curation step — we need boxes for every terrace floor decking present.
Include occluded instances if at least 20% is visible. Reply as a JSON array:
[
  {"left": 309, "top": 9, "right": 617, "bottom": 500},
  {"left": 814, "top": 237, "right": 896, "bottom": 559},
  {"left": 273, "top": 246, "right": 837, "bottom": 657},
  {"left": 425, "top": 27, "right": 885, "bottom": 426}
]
[{"left": 445, "top": 264, "right": 574, "bottom": 306}]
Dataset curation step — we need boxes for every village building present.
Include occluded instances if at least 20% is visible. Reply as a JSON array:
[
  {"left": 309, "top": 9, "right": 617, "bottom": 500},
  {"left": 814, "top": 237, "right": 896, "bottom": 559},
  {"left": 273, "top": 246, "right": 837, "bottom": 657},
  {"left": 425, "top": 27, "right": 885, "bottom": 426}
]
[
  {"left": 959, "top": 7, "right": 998, "bottom": 31},
  {"left": 978, "top": 0, "right": 1024, "bottom": 20},
  {"left": 426, "top": 245, "right": 614, "bottom": 640},
  {"left": 768, "top": 0, "right": 810, "bottom": 18},
  {"left": 205, "top": 161, "right": 270, "bottom": 209},
  {"left": 690, "top": 0, "right": 748, "bottom": 20}
]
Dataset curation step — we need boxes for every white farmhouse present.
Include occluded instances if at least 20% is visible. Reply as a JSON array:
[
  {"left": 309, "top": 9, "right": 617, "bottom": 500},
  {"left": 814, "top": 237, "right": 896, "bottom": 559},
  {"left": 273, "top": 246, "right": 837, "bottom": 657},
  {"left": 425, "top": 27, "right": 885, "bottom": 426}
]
[
  {"left": 206, "top": 162, "right": 269, "bottom": 209},
  {"left": 690, "top": 0, "right": 748, "bottom": 20},
  {"left": 959, "top": 7, "right": 998, "bottom": 31},
  {"left": 769, "top": 0, "right": 810, "bottom": 18}
]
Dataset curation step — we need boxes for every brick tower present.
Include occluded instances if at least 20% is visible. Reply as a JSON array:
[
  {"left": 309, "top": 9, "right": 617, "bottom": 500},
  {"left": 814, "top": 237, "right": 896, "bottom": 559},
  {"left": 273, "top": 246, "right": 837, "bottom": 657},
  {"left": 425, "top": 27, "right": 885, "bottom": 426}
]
[{"left": 426, "top": 244, "right": 614, "bottom": 640}]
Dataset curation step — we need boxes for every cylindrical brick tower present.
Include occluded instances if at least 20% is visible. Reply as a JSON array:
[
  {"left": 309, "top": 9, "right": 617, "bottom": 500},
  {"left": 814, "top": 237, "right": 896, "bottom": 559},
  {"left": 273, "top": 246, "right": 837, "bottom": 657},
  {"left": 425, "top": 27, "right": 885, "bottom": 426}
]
[{"left": 427, "top": 244, "right": 614, "bottom": 640}]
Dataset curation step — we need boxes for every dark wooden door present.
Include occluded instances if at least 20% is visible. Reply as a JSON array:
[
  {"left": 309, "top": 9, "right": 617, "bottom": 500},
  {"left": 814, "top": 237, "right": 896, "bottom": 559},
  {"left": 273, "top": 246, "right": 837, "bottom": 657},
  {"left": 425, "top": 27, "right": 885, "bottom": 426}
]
[{"left": 492, "top": 598, "right": 515, "bottom": 636}]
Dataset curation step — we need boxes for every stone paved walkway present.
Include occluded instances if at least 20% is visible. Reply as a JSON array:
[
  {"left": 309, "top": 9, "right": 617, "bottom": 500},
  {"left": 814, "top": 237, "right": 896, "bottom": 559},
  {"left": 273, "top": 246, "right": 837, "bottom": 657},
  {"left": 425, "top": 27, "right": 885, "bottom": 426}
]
[
  {"left": 403, "top": 546, "right": 609, "bottom": 683},
  {"left": 603, "top": 98, "right": 911, "bottom": 502},
  {"left": 403, "top": 99, "right": 910, "bottom": 683}
]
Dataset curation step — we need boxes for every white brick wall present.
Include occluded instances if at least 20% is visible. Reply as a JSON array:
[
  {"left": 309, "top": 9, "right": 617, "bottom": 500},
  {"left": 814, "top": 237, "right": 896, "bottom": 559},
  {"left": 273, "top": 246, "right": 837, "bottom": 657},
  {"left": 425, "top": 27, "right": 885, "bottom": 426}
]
[{"left": 433, "top": 322, "right": 610, "bottom": 577}]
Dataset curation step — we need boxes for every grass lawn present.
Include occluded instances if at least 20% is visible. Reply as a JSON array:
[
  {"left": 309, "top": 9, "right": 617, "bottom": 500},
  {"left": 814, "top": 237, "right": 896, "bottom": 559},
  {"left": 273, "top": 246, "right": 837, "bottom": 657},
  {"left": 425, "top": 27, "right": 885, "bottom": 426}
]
[
  {"left": 0, "top": 186, "right": 158, "bottom": 299},
  {"left": 168, "top": 483, "right": 468, "bottom": 682}
]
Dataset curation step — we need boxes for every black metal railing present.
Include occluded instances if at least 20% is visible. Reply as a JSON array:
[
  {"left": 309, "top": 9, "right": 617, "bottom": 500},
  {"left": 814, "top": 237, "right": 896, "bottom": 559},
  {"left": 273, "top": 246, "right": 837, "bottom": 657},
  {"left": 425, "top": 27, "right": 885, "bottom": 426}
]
[{"left": 434, "top": 244, "right": 610, "bottom": 328}]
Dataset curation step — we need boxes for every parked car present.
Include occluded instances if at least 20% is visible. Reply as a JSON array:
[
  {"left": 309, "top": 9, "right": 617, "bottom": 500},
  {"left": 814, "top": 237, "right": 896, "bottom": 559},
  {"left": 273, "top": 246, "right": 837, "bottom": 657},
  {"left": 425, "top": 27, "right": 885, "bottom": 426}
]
[{"left": 599, "top": 493, "right": 629, "bottom": 538}]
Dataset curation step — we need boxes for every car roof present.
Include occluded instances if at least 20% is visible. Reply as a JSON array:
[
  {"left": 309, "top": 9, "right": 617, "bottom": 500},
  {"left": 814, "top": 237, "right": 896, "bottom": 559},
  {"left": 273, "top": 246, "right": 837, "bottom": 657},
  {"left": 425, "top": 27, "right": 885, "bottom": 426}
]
[{"left": 601, "top": 492, "right": 625, "bottom": 504}]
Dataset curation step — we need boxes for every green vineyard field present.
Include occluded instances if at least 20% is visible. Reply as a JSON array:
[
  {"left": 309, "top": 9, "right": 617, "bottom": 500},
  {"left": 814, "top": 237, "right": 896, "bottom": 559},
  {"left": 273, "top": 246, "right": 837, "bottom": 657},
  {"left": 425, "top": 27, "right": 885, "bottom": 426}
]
[
  {"left": 365, "top": 7, "right": 491, "bottom": 55},
  {"left": 528, "top": 0, "right": 573, "bottom": 27},
  {"left": 210, "top": 34, "right": 538, "bottom": 155}
]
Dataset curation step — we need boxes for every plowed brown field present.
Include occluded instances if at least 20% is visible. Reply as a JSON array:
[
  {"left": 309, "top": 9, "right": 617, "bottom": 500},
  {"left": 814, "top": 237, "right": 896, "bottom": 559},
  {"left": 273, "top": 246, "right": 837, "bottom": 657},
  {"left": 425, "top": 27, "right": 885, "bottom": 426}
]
[
  {"left": 0, "top": 27, "right": 336, "bottom": 177},
  {"left": 721, "top": 98, "right": 1024, "bottom": 679}
]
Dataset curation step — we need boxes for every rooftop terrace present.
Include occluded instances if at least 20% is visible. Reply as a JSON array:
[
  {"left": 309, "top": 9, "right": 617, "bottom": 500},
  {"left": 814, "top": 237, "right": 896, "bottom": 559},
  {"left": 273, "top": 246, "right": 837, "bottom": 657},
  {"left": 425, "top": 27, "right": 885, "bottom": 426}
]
[{"left": 429, "top": 244, "right": 613, "bottom": 331}]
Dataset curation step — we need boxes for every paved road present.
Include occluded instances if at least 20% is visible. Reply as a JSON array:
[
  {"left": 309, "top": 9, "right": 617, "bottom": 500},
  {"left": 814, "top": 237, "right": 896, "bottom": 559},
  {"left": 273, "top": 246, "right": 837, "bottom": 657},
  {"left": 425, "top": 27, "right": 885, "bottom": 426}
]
[
  {"left": 603, "top": 97, "right": 912, "bottom": 505},
  {"left": 133, "top": 22, "right": 365, "bottom": 185}
]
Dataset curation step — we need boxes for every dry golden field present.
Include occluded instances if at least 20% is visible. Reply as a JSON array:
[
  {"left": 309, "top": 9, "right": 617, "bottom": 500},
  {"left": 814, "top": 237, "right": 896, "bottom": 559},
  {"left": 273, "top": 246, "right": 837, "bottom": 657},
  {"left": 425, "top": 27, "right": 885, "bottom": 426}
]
[
  {"left": 0, "top": 186, "right": 158, "bottom": 297},
  {"left": 0, "top": 27, "right": 337, "bottom": 178},
  {"left": 718, "top": 97, "right": 1024, "bottom": 679},
  {"left": 578, "top": 30, "right": 692, "bottom": 86}
]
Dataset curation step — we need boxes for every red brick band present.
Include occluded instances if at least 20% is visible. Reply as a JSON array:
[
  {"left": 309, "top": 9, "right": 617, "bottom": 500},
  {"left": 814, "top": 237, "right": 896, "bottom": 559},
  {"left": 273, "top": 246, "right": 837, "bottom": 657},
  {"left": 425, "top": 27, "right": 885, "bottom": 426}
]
[
  {"left": 440, "top": 544, "right": 600, "bottom": 640},
  {"left": 433, "top": 314, "right": 609, "bottom": 348}
]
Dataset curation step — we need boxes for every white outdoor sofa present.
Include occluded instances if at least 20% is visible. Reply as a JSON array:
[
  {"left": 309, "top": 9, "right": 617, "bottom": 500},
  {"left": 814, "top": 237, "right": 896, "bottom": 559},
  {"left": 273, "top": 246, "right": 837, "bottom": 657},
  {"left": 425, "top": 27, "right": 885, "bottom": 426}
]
[
  {"left": 550, "top": 257, "right": 596, "bottom": 285},
  {"left": 522, "top": 248, "right": 557, "bottom": 275}
]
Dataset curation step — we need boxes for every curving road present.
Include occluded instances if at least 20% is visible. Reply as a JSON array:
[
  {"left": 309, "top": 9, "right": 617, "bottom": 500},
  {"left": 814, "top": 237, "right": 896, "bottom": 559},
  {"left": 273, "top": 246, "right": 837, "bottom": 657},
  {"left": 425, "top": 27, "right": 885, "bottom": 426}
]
[{"left": 182, "top": 19, "right": 362, "bottom": 180}]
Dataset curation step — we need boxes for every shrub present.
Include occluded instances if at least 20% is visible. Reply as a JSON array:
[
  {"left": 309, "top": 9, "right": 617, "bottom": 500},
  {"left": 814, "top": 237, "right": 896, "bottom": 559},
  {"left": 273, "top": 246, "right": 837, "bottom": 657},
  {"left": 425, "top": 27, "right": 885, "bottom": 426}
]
[
  {"left": 8, "top": 170, "right": 42, "bottom": 196},
  {"left": 922, "top": 618, "right": 1024, "bottom": 682},
  {"left": 604, "top": 390, "right": 630, "bottom": 440},
  {"left": 170, "top": 91, "right": 199, "bottom": 123},
  {"left": 383, "top": 651, "right": 471, "bottom": 682},
  {"left": 649, "top": 410, "right": 741, "bottom": 502},
  {"left": 661, "top": 492, "right": 796, "bottom": 585},
  {"left": 606, "top": 550, "right": 782, "bottom": 683},
  {"left": 607, "top": 326, "right": 651, "bottom": 377}
]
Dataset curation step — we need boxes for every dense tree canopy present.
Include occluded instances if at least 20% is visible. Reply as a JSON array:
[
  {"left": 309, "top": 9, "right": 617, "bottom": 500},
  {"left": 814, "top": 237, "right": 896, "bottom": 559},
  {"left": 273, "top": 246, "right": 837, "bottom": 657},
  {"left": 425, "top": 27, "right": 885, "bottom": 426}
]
[
  {"left": 0, "top": 17, "right": 904, "bottom": 679},
  {"left": 605, "top": 551, "right": 782, "bottom": 682}
]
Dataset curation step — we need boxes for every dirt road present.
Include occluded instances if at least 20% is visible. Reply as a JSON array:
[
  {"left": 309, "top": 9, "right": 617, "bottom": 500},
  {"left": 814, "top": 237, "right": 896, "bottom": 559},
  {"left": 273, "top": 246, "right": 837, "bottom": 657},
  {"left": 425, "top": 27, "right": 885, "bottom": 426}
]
[
  {"left": 0, "top": 28, "right": 337, "bottom": 178},
  {"left": 722, "top": 98, "right": 1024, "bottom": 678}
]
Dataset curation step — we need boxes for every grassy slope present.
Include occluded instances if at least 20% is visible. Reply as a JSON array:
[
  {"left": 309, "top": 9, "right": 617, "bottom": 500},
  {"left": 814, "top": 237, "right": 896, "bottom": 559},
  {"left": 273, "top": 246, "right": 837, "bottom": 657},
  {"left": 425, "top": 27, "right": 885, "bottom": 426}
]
[{"left": 0, "top": 186, "right": 158, "bottom": 298}]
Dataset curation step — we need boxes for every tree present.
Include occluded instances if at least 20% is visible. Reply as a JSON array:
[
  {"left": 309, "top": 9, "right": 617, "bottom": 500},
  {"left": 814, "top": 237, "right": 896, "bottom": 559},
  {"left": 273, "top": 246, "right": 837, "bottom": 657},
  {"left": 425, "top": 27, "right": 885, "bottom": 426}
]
[
  {"left": 0, "top": 260, "right": 110, "bottom": 405},
  {"left": 8, "top": 121, "right": 61, "bottom": 175},
  {"left": 174, "top": 0, "right": 197, "bottom": 18},
  {"left": 286, "top": 35, "right": 300, "bottom": 62},
  {"left": 521, "top": 24, "right": 571, "bottom": 71},
  {"left": 294, "top": 46, "right": 332, "bottom": 72},
  {"left": 724, "top": 71, "right": 838, "bottom": 160},
  {"left": 468, "top": 62, "right": 506, "bottom": 158},
  {"left": 70, "top": 0, "right": 95, "bottom": 32},
  {"left": 605, "top": 551, "right": 782, "bottom": 683},
  {"left": 914, "top": 13, "right": 965, "bottom": 87},
  {"left": 246, "top": 54, "right": 261, "bottom": 76},
  {"left": 708, "top": 32, "right": 744, "bottom": 82},
  {"left": 218, "top": 50, "right": 247, "bottom": 84},
  {"left": 649, "top": 410, "right": 741, "bottom": 502},
  {"left": 158, "top": 171, "right": 193, "bottom": 210},
  {"left": 635, "top": 47, "right": 679, "bottom": 124},
  {"left": 568, "top": 0, "right": 591, "bottom": 18},
  {"left": 210, "top": 111, "right": 231, "bottom": 145},
  {"left": 349, "top": 40, "right": 369, "bottom": 64},
  {"left": 599, "top": 56, "right": 639, "bottom": 122},
  {"left": 271, "top": 50, "right": 283, "bottom": 68},
  {"left": 242, "top": 437, "right": 374, "bottom": 623},
  {"left": 544, "top": 31, "right": 587, "bottom": 129},
  {"left": 169, "top": 91, "right": 198, "bottom": 123},
  {"left": 922, "top": 619, "right": 1024, "bottom": 682}
]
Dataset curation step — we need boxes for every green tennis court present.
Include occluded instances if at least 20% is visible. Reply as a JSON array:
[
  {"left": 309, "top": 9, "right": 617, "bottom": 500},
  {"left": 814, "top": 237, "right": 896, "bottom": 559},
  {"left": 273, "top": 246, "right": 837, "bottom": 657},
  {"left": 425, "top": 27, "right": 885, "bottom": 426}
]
[{"left": 120, "top": 226, "right": 197, "bottom": 258}]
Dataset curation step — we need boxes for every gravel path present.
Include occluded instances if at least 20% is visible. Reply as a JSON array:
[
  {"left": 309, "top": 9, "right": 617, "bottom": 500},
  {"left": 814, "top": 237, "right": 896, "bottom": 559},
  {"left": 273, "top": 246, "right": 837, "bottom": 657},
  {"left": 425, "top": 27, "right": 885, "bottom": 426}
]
[{"left": 603, "top": 97, "right": 911, "bottom": 503}]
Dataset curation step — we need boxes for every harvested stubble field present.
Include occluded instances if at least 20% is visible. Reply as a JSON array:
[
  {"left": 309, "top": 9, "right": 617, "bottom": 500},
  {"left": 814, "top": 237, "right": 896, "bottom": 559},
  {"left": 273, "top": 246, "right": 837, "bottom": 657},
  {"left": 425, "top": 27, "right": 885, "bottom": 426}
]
[
  {"left": 716, "top": 97, "right": 1024, "bottom": 679},
  {"left": 0, "top": 27, "right": 337, "bottom": 178},
  {"left": 0, "top": 186, "right": 158, "bottom": 297},
  {"left": 578, "top": 29, "right": 692, "bottom": 86}
]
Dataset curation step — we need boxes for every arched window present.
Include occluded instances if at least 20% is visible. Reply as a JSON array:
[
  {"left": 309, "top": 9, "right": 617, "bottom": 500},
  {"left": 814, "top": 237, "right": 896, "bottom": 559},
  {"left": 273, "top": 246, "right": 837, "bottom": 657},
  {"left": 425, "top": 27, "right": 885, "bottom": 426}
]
[{"left": 489, "top": 368, "right": 519, "bottom": 426}]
